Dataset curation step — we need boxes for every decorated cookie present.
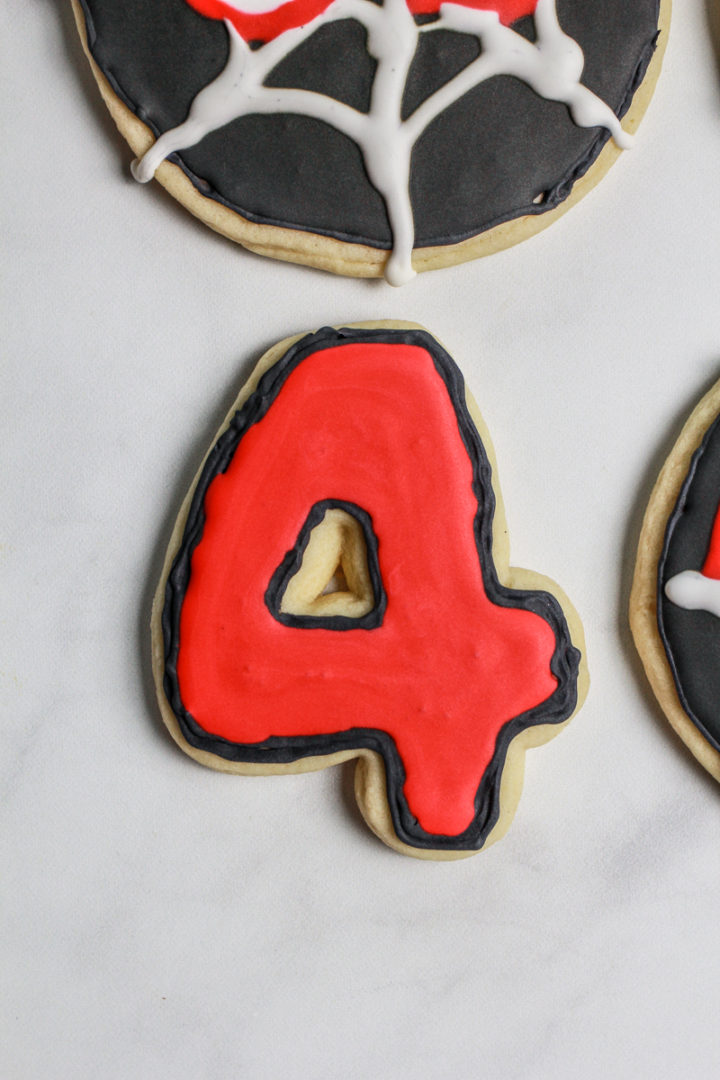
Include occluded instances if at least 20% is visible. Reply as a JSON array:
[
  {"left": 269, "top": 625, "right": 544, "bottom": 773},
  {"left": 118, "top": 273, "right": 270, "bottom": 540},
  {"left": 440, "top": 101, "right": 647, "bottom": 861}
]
[
  {"left": 631, "top": 380, "right": 720, "bottom": 784},
  {"left": 153, "top": 324, "right": 588, "bottom": 858},
  {"left": 73, "top": 0, "right": 668, "bottom": 284}
]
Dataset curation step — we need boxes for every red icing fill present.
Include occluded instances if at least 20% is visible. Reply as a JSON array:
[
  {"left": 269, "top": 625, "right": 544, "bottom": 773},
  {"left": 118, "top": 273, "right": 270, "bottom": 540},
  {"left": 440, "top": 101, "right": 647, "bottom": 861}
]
[
  {"left": 176, "top": 342, "right": 559, "bottom": 836},
  {"left": 185, "top": 0, "right": 537, "bottom": 42},
  {"left": 185, "top": 0, "right": 335, "bottom": 43},
  {"left": 405, "top": 0, "right": 537, "bottom": 22},
  {"left": 701, "top": 500, "right": 720, "bottom": 579}
]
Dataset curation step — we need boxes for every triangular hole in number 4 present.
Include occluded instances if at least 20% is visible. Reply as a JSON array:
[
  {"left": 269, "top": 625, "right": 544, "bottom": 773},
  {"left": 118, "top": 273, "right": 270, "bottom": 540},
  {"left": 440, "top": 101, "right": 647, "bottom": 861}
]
[{"left": 266, "top": 501, "right": 386, "bottom": 628}]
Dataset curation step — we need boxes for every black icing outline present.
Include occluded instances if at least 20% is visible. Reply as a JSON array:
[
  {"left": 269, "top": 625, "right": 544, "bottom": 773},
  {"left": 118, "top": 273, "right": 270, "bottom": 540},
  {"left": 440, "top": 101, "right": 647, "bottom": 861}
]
[
  {"left": 265, "top": 499, "right": 386, "bottom": 630},
  {"left": 161, "top": 327, "right": 580, "bottom": 850},
  {"left": 657, "top": 416, "right": 720, "bottom": 755}
]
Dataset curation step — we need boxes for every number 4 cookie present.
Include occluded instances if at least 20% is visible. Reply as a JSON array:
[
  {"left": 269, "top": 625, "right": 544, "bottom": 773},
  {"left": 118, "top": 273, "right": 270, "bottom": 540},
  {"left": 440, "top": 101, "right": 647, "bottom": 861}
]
[{"left": 153, "top": 324, "right": 588, "bottom": 857}]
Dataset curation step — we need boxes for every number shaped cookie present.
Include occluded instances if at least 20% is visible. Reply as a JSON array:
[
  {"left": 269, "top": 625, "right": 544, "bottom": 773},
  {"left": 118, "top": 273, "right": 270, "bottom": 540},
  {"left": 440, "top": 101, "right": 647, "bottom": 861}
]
[
  {"left": 153, "top": 324, "right": 587, "bottom": 857},
  {"left": 631, "top": 380, "right": 720, "bottom": 783}
]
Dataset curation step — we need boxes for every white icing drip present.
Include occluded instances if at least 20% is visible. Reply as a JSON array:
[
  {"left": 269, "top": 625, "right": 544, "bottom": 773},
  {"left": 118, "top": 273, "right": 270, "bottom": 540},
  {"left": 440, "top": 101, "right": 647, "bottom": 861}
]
[
  {"left": 356, "top": 0, "right": 418, "bottom": 286},
  {"left": 131, "top": 0, "right": 633, "bottom": 283},
  {"left": 665, "top": 571, "right": 720, "bottom": 619}
]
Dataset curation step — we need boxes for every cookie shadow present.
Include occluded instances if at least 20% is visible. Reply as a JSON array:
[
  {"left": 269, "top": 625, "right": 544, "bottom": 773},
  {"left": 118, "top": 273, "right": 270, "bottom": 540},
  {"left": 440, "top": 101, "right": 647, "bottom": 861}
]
[{"left": 619, "top": 366, "right": 720, "bottom": 793}]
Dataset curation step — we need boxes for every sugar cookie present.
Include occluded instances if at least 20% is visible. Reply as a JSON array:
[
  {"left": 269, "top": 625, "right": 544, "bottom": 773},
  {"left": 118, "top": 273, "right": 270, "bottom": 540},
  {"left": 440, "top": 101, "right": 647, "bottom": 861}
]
[
  {"left": 153, "top": 324, "right": 588, "bottom": 857},
  {"left": 73, "top": 0, "right": 668, "bottom": 283},
  {"left": 631, "top": 380, "right": 720, "bottom": 783}
]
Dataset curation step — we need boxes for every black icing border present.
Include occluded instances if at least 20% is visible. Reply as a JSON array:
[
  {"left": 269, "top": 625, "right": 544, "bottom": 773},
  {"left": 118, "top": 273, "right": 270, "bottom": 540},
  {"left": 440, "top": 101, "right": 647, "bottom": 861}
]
[
  {"left": 657, "top": 415, "right": 720, "bottom": 755},
  {"left": 161, "top": 327, "right": 581, "bottom": 850},
  {"left": 265, "top": 498, "right": 387, "bottom": 630}
]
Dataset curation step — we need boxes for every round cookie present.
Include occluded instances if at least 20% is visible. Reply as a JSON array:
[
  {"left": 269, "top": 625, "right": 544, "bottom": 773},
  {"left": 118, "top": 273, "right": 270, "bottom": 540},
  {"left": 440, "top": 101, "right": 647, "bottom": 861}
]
[
  {"left": 72, "top": 0, "right": 668, "bottom": 284},
  {"left": 153, "top": 323, "right": 588, "bottom": 858},
  {"left": 631, "top": 380, "right": 720, "bottom": 784}
]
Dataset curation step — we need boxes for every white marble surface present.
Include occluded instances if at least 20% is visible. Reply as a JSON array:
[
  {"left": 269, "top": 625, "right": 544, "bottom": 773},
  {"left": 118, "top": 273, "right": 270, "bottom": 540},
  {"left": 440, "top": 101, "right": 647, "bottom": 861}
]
[{"left": 3, "top": 3, "right": 720, "bottom": 1077}]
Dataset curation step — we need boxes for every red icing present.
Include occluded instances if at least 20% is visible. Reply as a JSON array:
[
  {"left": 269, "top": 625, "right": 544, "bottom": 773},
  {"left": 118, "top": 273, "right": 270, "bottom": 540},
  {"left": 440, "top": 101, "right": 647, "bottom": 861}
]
[
  {"left": 405, "top": 0, "right": 537, "bottom": 23},
  {"left": 185, "top": 0, "right": 537, "bottom": 43},
  {"left": 176, "top": 342, "right": 559, "bottom": 837},
  {"left": 701, "top": 501, "right": 720, "bottom": 579},
  {"left": 185, "top": 0, "right": 335, "bottom": 43}
]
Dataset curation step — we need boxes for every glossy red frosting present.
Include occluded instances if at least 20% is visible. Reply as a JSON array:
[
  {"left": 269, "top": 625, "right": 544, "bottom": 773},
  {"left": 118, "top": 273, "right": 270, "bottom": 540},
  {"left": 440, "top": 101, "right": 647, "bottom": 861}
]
[
  {"left": 184, "top": 0, "right": 336, "bottom": 43},
  {"left": 176, "top": 341, "right": 558, "bottom": 836},
  {"left": 405, "top": 0, "right": 536, "bottom": 22},
  {"left": 701, "top": 501, "right": 720, "bottom": 580},
  {"left": 185, "top": 0, "right": 536, "bottom": 44}
]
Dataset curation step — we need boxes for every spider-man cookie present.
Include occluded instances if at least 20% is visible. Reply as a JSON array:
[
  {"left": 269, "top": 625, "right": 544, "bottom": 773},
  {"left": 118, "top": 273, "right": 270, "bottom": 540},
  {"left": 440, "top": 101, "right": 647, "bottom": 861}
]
[
  {"left": 152, "top": 324, "right": 588, "bottom": 858},
  {"left": 631, "top": 380, "right": 720, "bottom": 784},
  {"left": 73, "top": 0, "right": 668, "bottom": 284}
]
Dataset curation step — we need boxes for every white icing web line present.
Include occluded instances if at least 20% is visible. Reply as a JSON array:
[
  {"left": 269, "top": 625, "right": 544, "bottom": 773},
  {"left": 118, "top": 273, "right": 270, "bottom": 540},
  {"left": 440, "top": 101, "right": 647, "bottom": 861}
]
[
  {"left": 132, "top": 0, "right": 632, "bottom": 285},
  {"left": 665, "top": 571, "right": 720, "bottom": 619}
]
